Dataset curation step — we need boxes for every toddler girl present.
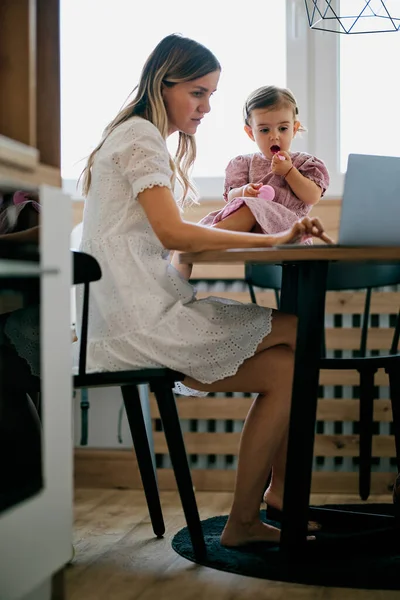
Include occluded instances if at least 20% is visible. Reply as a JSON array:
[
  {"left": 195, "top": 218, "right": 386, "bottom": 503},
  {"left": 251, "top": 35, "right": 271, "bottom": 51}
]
[{"left": 201, "top": 85, "right": 329, "bottom": 239}]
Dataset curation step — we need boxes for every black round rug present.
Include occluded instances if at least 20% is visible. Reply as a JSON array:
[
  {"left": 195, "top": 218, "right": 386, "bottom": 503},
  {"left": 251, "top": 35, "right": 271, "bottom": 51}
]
[{"left": 172, "top": 504, "right": 400, "bottom": 589}]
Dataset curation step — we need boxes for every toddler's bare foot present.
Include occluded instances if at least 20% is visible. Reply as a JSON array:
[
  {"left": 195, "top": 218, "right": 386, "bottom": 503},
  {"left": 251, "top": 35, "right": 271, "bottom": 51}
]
[
  {"left": 264, "top": 489, "right": 321, "bottom": 532},
  {"left": 220, "top": 518, "right": 280, "bottom": 548}
]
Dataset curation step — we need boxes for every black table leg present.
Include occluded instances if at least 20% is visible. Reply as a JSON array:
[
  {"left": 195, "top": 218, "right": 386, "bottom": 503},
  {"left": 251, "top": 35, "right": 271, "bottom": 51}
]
[
  {"left": 280, "top": 260, "right": 328, "bottom": 552},
  {"left": 279, "top": 263, "right": 298, "bottom": 315}
]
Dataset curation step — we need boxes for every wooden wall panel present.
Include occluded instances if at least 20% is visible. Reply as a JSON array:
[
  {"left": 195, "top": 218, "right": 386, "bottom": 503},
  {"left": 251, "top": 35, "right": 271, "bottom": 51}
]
[
  {"left": 150, "top": 431, "right": 396, "bottom": 458},
  {"left": 148, "top": 395, "right": 393, "bottom": 423},
  {"left": 36, "top": 0, "right": 60, "bottom": 168},
  {"left": 0, "top": 0, "right": 61, "bottom": 186},
  {"left": 74, "top": 449, "right": 397, "bottom": 495},
  {"left": 0, "top": 0, "right": 36, "bottom": 146}
]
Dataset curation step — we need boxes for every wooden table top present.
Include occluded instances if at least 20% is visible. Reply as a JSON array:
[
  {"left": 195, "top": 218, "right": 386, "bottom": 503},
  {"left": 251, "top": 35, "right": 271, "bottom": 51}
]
[{"left": 179, "top": 245, "right": 400, "bottom": 264}]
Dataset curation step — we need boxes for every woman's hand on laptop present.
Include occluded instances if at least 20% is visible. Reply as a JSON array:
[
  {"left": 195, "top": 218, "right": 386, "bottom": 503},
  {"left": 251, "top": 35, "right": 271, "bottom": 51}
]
[{"left": 275, "top": 217, "right": 334, "bottom": 246}]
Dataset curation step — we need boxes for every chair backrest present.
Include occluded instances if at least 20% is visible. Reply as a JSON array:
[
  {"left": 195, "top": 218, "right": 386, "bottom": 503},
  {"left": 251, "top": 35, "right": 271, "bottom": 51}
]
[
  {"left": 245, "top": 263, "right": 282, "bottom": 290},
  {"left": 326, "top": 263, "right": 400, "bottom": 291},
  {"left": 72, "top": 250, "right": 102, "bottom": 375},
  {"left": 72, "top": 249, "right": 102, "bottom": 285},
  {"left": 245, "top": 263, "right": 400, "bottom": 291}
]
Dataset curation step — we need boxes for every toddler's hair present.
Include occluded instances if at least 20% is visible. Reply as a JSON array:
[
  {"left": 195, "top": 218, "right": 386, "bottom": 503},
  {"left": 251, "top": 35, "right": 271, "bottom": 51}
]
[{"left": 244, "top": 85, "right": 306, "bottom": 131}]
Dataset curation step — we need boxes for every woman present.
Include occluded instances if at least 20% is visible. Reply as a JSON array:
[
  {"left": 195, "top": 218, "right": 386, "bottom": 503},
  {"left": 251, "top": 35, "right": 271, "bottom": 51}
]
[{"left": 76, "top": 33, "right": 332, "bottom": 547}]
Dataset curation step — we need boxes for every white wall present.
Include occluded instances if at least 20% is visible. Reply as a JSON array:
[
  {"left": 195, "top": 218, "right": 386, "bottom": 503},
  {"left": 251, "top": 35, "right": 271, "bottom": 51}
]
[{"left": 73, "top": 388, "right": 134, "bottom": 449}]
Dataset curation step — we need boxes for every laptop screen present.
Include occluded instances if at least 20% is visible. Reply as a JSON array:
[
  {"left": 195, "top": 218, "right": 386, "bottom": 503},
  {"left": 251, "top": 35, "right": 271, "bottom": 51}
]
[{"left": 338, "top": 153, "right": 400, "bottom": 247}]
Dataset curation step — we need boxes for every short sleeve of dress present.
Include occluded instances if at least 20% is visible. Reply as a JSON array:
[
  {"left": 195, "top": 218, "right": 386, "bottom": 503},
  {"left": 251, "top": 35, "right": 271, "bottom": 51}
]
[
  {"left": 295, "top": 154, "right": 330, "bottom": 197},
  {"left": 223, "top": 155, "right": 250, "bottom": 201},
  {"left": 116, "top": 119, "right": 173, "bottom": 200}
]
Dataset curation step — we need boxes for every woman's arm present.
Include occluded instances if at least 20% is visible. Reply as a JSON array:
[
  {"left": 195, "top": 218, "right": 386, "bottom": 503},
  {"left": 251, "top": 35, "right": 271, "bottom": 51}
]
[
  {"left": 138, "top": 186, "right": 331, "bottom": 253},
  {"left": 170, "top": 204, "right": 257, "bottom": 279}
]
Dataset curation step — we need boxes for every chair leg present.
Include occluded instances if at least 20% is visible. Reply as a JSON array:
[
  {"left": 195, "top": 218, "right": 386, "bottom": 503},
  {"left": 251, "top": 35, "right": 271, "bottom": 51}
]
[
  {"left": 274, "top": 289, "right": 280, "bottom": 309},
  {"left": 121, "top": 385, "right": 165, "bottom": 537},
  {"left": 359, "top": 369, "right": 376, "bottom": 501},
  {"left": 247, "top": 283, "right": 257, "bottom": 304},
  {"left": 152, "top": 381, "right": 206, "bottom": 561},
  {"left": 388, "top": 369, "right": 400, "bottom": 472}
]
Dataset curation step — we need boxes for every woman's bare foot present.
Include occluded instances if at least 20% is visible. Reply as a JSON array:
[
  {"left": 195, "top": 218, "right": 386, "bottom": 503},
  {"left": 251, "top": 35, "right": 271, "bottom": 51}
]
[
  {"left": 263, "top": 488, "right": 282, "bottom": 512},
  {"left": 263, "top": 489, "right": 321, "bottom": 532},
  {"left": 220, "top": 518, "right": 281, "bottom": 548},
  {"left": 221, "top": 516, "right": 316, "bottom": 548}
]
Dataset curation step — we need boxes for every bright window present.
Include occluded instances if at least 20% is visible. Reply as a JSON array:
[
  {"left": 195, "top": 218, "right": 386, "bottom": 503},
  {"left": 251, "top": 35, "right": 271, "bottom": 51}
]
[
  {"left": 340, "top": 32, "right": 400, "bottom": 172},
  {"left": 60, "top": 0, "right": 287, "bottom": 197}
]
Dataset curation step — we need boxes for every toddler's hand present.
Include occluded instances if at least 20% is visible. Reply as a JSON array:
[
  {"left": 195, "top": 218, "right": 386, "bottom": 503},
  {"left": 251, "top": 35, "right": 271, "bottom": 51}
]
[
  {"left": 271, "top": 151, "right": 292, "bottom": 177},
  {"left": 243, "top": 183, "right": 262, "bottom": 197}
]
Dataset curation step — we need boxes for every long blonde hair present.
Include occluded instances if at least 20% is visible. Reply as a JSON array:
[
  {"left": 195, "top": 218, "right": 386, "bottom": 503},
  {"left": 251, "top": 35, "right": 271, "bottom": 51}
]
[{"left": 80, "top": 34, "right": 221, "bottom": 204}]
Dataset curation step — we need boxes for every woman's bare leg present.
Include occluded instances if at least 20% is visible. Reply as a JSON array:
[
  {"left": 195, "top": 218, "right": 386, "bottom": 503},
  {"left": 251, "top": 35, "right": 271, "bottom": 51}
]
[
  {"left": 221, "top": 347, "right": 294, "bottom": 546},
  {"left": 258, "top": 314, "right": 320, "bottom": 529},
  {"left": 251, "top": 313, "right": 320, "bottom": 529},
  {"left": 264, "top": 432, "right": 288, "bottom": 510},
  {"left": 263, "top": 431, "right": 321, "bottom": 531},
  {"left": 249, "top": 310, "right": 300, "bottom": 517},
  {"left": 182, "top": 311, "right": 298, "bottom": 546},
  {"left": 184, "top": 345, "right": 293, "bottom": 545}
]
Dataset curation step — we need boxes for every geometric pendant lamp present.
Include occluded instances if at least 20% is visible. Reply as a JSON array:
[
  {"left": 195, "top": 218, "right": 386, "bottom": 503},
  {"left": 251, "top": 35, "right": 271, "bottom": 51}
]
[{"left": 304, "top": 0, "right": 400, "bottom": 34}]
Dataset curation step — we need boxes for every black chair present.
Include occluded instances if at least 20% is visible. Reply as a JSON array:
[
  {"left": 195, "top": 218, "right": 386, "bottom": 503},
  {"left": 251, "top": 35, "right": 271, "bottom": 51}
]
[
  {"left": 246, "top": 262, "right": 400, "bottom": 500},
  {"left": 72, "top": 250, "right": 206, "bottom": 560}
]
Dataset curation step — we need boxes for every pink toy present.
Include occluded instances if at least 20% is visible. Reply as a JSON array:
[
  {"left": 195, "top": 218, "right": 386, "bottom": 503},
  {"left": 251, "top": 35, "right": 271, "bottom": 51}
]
[
  {"left": 258, "top": 184, "right": 275, "bottom": 201},
  {"left": 271, "top": 145, "right": 285, "bottom": 161}
]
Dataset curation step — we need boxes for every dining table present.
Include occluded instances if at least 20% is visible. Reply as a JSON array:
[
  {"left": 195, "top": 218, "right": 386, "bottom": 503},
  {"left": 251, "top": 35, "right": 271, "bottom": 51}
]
[{"left": 179, "top": 245, "right": 400, "bottom": 554}]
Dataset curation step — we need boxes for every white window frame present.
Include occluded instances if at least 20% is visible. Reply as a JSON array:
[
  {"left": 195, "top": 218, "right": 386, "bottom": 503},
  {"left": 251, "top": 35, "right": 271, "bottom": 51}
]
[{"left": 286, "top": 0, "right": 342, "bottom": 200}]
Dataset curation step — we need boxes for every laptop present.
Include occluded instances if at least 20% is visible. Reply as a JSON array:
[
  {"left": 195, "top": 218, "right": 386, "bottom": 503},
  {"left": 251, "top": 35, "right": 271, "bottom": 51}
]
[
  {"left": 338, "top": 153, "right": 400, "bottom": 246},
  {"left": 279, "top": 153, "right": 400, "bottom": 248}
]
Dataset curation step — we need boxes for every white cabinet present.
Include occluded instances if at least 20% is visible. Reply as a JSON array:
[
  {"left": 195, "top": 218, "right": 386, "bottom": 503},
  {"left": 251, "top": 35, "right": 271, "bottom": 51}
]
[{"left": 0, "top": 186, "right": 72, "bottom": 600}]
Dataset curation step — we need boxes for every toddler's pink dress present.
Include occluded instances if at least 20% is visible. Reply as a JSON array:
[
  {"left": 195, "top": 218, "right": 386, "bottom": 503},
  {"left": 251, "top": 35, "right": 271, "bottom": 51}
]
[{"left": 200, "top": 152, "right": 329, "bottom": 240}]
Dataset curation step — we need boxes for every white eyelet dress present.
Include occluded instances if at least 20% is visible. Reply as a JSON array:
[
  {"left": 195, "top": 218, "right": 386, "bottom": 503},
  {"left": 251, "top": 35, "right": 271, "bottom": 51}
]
[{"left": 74, "top": 117, "right": 273, "bottom": 396}]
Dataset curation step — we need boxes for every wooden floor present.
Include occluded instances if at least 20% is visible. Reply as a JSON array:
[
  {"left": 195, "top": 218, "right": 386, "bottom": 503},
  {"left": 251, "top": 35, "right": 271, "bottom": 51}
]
[{"left": 66, "top": 489, "right": 398, "bottom": 600}]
